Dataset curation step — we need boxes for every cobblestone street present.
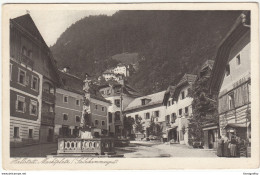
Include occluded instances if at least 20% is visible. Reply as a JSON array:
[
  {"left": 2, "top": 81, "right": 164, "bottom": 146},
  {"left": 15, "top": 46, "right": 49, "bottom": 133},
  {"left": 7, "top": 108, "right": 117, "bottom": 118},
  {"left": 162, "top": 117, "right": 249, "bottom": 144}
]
[
  {"left": 116, "top": 141, "right": 218, "bottom": 158},
  {"left": 11, "top": 141, "right": 217, "bottom": 158}
]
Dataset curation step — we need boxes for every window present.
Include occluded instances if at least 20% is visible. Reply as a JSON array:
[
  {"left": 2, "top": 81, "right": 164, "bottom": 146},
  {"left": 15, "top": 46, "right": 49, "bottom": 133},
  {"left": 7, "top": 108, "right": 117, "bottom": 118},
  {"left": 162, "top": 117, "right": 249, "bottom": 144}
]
[
  {"left": 102, "top": 121, "right": 105, "bottom": 126},
  {"left": 166, "top": 115, "right": 170, "bottom": 123},
  {"left": 179, "top": 109, "right": 182, "bottom": 116},
  {"left": 185, "top": 106, "right": 189, "bottom": 114},
  {"left": 63, "top": 95, "right": 68, "bottom": 103},
  {"left": 115, "top": 111, "right": 120, "bottom": 121},
  {"left": 172, "top": 99, "right": 174, "bottom": 105},
  {"left": 22, "top": 46, "right": 27, "bottom": 56},
  {"left": 10, "top": 64, "right": 12, "bottom": 81},
  {"left": 29, "top": 129, "right": 33, "bottom": 138},
  {"left": 95, "top": 104, "right": 98, "bottom": 110},
  {"left": 31, "top": 76, "right": 39, "bottom": 91},
  {"left": 171, "top": 113, "right": 176, "bottom": 123},
  {"left": 30, "top": 100, "right": 38, "bottom": 116},
  {"left": 95, "top": 120, "right": 99, "bottom": 125},
  {"left": 135, "top": 115, "right": 139, "bottom": 121},
  {"left": 141, "top": 99, "right": 146, "bottom": 105},
  {"left": 228, "top": 93, "right": 235, "bottom": 109},
  {"left": 107, "top": 89, "right": 110, "bottom": 95},
  {"left": 145, "top": 112, "right": 150, "bottom": 119},
  {"left": 101, "top": 90, "right": 104, "bottom": 95},
  {"left": 109, "top": 112, "right": 113, "bottom": 123},
  {"left": 154, "top": 111, "right": 159, "bottom": 118},
  {"left": 168, "top": 101, "right": 171, "bottom": 106},
  {"left": 27, "top": 50, "right": 32, "bottom": 58},
  {"left": 225, "top": 64, "right": 230, "bottom": 76},
  {"left": 63, "top": 114, "right": 68, "bottom": 120},
  {"left": 115, "top": 99, "right": 120, "bottom": 107},
  {"left": 236, "top": 54, "right": 241, "bottom": 65},
  {"left": 102, "top": 106, "right": 105, "bottom": 111},
  {"left": 18, "top": 69, "right": 26, "bottom": 85},
  {"left": 14, "top": 127, "right": 19, "bottom": 138},
  {"left": 76, "top": 99, "right": 80, "bottom": 106},
  {"left": 181, "top": 91, "right": 185, "bottom": 100},
  {"left": 16, "top": 95, "right": 25, "bottom": 112},
  {"left": 75, "top": 116, "right": 81, "bottom": 122}
]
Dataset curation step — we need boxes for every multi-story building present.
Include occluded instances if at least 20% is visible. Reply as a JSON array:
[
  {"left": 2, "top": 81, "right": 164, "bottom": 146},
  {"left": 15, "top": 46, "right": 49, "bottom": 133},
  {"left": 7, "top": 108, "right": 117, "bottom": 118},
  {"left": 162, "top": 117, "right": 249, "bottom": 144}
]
[
  {"left": 163, "top": 74, "right": 197, "bottom": 145},
  {"left": 102, "top": 63, "right": 131, "bottom": 82},
  {"left": 99, "top": 81, "right": 140, "bottom": 137},
  {"left": 124, "top": 91, "right": 167, "bottom": 138},
  {"left": 10, "top": 14, "right": 60, "bottom": 145},
  {"left": 54, "top": 68, "right": 84, "bottom": 139},
  {"left": 112, "top": 63, "right": 130, "bottom": 77},
  {"left": 209, "top": 12, "right": 251, "bottom": 141}
]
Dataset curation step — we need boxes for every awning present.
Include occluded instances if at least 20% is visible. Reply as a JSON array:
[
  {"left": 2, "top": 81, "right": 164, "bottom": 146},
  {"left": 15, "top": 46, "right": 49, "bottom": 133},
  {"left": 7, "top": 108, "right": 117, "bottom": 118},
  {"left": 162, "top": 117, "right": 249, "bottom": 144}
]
[{"left": 224, "top": 122, "right": 250, "bottom": 129}]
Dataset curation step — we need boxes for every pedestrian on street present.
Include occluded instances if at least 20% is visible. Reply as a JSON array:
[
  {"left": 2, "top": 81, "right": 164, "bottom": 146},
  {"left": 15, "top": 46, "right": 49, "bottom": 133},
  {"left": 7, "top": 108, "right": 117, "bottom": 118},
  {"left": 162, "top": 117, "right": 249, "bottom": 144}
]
[
  {"left": 217, "top": 136, "right": 224, "bottom": 157},
  {"left": 230, "top": 136, "right": 237, "bottom": 157},
  {"left": 223, "top": 136, "right": 230, "bottom": 157}
]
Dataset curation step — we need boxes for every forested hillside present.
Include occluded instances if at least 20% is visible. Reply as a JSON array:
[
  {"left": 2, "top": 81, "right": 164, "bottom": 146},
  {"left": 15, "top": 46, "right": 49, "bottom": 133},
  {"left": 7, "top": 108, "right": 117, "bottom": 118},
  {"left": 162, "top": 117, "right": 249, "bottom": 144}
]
[{"left": 50, "top": 10, "right": 241, "bottom": 95}]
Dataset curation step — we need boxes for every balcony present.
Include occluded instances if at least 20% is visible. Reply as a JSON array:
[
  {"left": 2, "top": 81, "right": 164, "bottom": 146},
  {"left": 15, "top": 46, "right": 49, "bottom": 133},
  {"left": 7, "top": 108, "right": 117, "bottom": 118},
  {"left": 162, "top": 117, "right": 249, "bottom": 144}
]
[
  {"left": 19, "top": 54, "right": 34, "bottom": 69},
  {"left": 41, "top": 112, "right": 55, "bottom": 126},
  {"left": 42, "top": 91, "right": 55, "bottom": 103}
]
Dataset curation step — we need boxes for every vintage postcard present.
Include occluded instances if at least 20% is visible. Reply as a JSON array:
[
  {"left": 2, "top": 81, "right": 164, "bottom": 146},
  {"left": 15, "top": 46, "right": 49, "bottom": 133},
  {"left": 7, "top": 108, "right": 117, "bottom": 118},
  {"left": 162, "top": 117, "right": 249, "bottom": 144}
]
[{"left": 2, "top": 3, "right": 259, "bottom": 170}]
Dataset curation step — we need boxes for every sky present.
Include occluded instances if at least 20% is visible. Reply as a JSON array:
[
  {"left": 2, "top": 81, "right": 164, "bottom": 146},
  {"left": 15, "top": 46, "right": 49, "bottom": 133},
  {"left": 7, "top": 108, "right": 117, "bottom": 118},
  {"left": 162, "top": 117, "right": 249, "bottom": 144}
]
[{"left": 10, "top": 10, "right": 117, "bottom": 46}]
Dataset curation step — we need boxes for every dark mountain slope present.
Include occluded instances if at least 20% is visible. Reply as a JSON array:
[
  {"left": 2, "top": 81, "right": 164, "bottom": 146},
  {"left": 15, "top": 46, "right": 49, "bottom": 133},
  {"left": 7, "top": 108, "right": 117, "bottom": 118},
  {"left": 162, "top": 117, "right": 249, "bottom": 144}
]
[{"left": 50, "top": 10, "right": 241, "bottom": 95}]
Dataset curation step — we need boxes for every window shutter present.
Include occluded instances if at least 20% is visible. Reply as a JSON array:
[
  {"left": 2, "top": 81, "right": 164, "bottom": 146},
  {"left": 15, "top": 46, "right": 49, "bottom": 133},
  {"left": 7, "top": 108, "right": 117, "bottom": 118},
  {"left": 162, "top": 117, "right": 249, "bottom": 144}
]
[
  {"left": 29, "top": 103, "right": 32, "bottom": 114},
  {"left": 26, "top": 76, "right": 30, "bottom": 86},
  {"left": 15, "top": 100, "right": 18, "bottom": 110},
  {"left": 23, "top": 103, "right": 26, "bottom": 112}
]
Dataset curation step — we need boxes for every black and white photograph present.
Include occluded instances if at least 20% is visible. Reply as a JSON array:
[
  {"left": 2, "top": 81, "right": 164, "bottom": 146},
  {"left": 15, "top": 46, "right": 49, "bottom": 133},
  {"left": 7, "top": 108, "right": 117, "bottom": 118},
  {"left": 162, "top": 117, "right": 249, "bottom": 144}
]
[{"left": 2, "top": 3, "right": 259, "bottom": 170}]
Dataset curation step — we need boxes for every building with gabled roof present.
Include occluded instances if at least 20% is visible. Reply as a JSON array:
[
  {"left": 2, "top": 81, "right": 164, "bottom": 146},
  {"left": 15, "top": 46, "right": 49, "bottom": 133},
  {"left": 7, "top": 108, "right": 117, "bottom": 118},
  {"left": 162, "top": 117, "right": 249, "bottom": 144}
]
[
  {"left": 10, "top": 14, "right": 61, "bottom": 145},
  {"left": 209, "top": 11, "right": 251, "bottom": 144},
  {"left": 99, "top": 81, "right": 141, "bottom": 137},
  {"left": 54, "top": 68, "right": 84, "bottom": 139},
  {"left": 124, "top": 90, "right": 167, "bottom": 138},
  {"left": 162, "top": 74, "right": 197, "bottom": 145}
]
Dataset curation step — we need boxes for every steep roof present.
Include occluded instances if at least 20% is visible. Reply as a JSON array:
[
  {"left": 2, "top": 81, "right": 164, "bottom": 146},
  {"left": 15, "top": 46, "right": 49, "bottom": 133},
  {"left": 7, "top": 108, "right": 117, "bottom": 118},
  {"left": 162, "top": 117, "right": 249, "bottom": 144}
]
[
  {"left": 172, "top": 74, "right": 197, "bottom": 101},
  {"left": 177, "top": 74, "right": 197, "bottom": 87},
  {"left": 209, "top": 11, "right": 250, "bottom": 94},
  {"left": 125, "top": 90, "right": 166, "bottom": 112},
  {"left": 12, "top": 14, "right": 45, "bottom": 44},
  {"left": 11, "top": 14, "right": 62, "bottom": 86},
  {"left": 58, "top": 70, "right": 84, "bottom": 95},
  {"left": 162, "top": 85, "right": 176, "bottom": 106}
]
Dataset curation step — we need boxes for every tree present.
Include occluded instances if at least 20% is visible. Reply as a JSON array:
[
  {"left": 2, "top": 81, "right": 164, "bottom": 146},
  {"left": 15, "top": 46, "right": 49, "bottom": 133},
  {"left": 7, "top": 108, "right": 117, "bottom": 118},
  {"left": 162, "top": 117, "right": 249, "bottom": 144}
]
[
  {"left": 123, "top": 116, "right": 135, "bottom": 137},
  {"left": 146, "top": 119, "right": 164, "bottom": 139},
  {"left": 134, "top": 116, "right": 144, "bottom": 134},
  {"left": 188, "top": 71, "right": 218, "bottom": 145}
]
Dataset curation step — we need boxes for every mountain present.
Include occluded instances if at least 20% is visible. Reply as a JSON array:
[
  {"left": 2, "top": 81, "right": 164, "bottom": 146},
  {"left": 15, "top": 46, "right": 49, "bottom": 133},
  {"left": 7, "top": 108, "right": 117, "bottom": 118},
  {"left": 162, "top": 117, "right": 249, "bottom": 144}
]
[
  {"left": 50, "top": 10, "right": 241, "bottom": 95},
  {"left": 112, "top": 52, "right": 139, "bottom": 65}
]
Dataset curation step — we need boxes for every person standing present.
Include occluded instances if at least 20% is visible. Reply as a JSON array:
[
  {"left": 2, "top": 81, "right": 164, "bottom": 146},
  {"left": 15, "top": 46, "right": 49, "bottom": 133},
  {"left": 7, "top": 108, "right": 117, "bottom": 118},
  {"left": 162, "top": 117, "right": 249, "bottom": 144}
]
[
  {"left": 217, "top": 136, "right": 224, "bottom": 157},
  {"left": 223, "top": 136, "right": 230, "bottom": 157},
  {"left": 230, "top": 136, "right": 237, "bottom": 157}
]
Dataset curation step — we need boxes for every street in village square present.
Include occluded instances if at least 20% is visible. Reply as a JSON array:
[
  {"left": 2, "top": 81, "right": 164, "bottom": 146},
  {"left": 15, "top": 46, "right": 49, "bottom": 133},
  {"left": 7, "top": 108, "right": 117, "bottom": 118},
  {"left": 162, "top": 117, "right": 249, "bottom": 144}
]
[{"left": 8, "top": 9, "right": 251, "bottom": 159}]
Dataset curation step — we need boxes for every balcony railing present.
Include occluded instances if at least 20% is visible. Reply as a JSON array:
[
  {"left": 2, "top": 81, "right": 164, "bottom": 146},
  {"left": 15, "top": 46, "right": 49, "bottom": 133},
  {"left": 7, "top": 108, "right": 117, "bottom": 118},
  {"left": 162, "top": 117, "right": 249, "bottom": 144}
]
[
  {"left": 41, "top": 112, "right": 55, "bottom": 126},
  {"left": 42, "top": 91, "right": 55, "bottom": 103},
  {"left": 57, "top": 138, "right": 115, "bottom": 155},
  {"left": 114, "top": 120, "right": 121, "bottom": 125},
  {"left": 19, "top": 54, "right": 34, "bottom": 69}
]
